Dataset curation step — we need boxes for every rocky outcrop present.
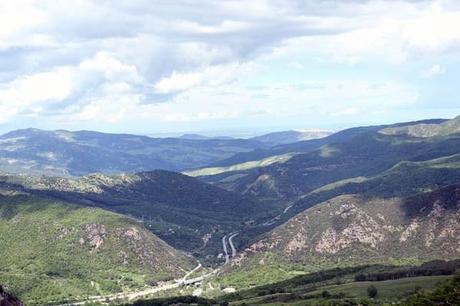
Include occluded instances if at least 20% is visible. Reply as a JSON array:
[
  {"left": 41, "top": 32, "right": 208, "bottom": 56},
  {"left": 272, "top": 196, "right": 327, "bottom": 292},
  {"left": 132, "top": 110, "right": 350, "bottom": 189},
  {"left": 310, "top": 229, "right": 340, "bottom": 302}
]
[{"left": 80, "top": 223, "right": 107, "bottom": 250}]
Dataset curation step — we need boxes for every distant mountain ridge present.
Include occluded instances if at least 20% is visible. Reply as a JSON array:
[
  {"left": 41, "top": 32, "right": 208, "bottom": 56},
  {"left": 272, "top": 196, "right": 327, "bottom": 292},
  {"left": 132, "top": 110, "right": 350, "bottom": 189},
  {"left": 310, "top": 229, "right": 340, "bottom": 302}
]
[
  {"left": 206, "top": 118, "right": 447, "bottom": 168},
  {"left": 0, "top": 128, "right": 335, "bottom": 177},
  {"left": 380, "top": 116, "right": 460, "bottom": 137},
  {"left": 179, "top": 133, "right": 235, "bottom": 140},
  {"left": 0, "top": 128, "right": 267, "bottom": 176},
  {"left": 198, "top": 117, "right": 459, "bottom": 199}
]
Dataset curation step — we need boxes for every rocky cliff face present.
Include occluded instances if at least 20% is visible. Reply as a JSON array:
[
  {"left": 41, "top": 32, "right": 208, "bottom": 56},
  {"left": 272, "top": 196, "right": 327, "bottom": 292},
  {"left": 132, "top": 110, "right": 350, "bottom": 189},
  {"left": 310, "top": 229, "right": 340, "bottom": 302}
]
[
  {"left": 232, "top": 184, "right": 460, "bottom": 271},
  {"left": 0, "top": 286, "right": 23, "bottom": 306}
]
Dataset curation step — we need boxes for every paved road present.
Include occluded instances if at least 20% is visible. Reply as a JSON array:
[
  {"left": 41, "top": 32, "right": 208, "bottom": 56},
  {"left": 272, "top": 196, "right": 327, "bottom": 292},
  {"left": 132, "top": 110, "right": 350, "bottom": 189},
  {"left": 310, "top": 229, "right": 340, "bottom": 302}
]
[
  {"left": 59, "top": 263, "right": 205, "bottom": 306},
  {"left": 178, "top": 263, "right": 202, "bottom": 285},
  {"left": 221, "top": 235, "right": 230, "bottom": 264},
  {"left": 283, "top": 204, "right": 293, "bottom": 214},
  {"left": 228, "top": 232, "right": 239, "bottom": 257},
  {"left": 262, "top": 204, "right": 294, "bottom": 226}
]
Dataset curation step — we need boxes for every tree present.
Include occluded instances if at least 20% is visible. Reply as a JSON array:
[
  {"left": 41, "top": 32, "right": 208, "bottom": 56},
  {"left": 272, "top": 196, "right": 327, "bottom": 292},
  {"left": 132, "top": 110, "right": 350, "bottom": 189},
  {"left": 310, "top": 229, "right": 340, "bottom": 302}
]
[{"left": 367, "top": 285, "right": 378, "bottom": 298}]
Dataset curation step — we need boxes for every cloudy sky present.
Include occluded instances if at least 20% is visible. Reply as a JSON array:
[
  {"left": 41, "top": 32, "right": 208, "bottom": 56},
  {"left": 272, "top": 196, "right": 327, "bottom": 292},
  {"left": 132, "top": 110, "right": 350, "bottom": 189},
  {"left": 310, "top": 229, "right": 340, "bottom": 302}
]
[{"left": 0, "top": 0, "right": 459, "bottom": 136}]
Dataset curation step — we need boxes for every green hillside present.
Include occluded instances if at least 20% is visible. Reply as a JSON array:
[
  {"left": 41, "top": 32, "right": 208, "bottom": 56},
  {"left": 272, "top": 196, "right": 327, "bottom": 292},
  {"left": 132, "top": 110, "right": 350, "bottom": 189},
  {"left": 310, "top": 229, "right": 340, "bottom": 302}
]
[
  {"left": 0, "top": 192, "right": 194, "bottom": 305},
  {"left": 1, "top": 117, "right": 459, "bottom": 305}
]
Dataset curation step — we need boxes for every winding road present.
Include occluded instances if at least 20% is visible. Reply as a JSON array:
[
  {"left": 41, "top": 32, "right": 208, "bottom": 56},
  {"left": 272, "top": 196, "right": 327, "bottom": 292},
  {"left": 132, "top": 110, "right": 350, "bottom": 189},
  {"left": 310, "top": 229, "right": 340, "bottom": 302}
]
[{"left": 221, "top": 231, "right": 240, "bottom": 265}]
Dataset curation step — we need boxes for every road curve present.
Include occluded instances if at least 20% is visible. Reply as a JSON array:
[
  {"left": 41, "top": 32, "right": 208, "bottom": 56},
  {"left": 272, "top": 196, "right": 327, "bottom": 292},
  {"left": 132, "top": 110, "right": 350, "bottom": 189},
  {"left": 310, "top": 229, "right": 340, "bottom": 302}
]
[{"left": 178, "top": 262, "right": 202, "bottom": 284}]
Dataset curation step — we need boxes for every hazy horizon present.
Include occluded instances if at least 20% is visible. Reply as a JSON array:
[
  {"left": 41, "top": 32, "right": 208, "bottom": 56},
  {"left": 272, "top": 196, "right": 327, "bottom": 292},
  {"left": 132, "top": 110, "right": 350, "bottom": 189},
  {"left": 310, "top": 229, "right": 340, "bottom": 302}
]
[{"left": 0, "top": 114, "right": 455, "bottom": 139}]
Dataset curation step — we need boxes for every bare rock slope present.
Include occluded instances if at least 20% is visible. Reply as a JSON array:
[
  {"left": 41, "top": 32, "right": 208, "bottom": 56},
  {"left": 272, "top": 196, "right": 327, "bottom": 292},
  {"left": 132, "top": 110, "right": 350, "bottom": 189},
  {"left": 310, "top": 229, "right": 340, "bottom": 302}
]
[{"left": 232, "top": 184, "right": 460, "bottom": 272}]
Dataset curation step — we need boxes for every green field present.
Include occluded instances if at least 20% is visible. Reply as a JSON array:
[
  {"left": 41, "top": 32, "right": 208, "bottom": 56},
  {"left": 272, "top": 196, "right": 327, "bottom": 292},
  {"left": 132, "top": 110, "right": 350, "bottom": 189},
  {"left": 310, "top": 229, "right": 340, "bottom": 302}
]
[{"left": 228, "top": 275, "right": 454, "bottom": 305}]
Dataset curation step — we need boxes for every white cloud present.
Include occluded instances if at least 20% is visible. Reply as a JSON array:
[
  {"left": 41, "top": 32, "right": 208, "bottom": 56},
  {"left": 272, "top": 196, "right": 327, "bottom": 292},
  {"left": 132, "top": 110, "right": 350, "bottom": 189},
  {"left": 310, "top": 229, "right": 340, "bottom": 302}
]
[
  {"left": 421, "top": 64, "right": 445, "bottom": 78},
  {"left": 136, "top": 79, "right": 420, "bottom": 127},
  {"left": 154, "top": 71, "right": 204, "bottom": 94},
  {"left": 0, "top": 0, "right": 458, "bottom": 131},
  {"left": 0, "top": 0, "right": 48, "bottom": 49},
  {"left": 173, "top": 20, "right": 251, "bottom": 35},
  {"left": 269, "top": 1, "right": 460, "bottom": 64},
  {"left": 287, "top": 62, "right": 305, "bottom": 70},
  {"left": 0, "top": 51, "right": 148, "bottom": 122},
  {"left": 154, "top": 63, "right": 253, "bottom": 94},
  {"left": 0, "top": 67, "right": 74, "bottom": 121},
  {"left": 79, "top": 51, "right": 141, "bottom": 81}
]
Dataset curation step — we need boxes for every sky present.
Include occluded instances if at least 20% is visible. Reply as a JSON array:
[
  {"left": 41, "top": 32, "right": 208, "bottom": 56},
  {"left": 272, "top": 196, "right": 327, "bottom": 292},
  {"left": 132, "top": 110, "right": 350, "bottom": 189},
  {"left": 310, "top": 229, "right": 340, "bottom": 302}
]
[{"left": 0, "top": 0, "right": 459, "bottom": 136}]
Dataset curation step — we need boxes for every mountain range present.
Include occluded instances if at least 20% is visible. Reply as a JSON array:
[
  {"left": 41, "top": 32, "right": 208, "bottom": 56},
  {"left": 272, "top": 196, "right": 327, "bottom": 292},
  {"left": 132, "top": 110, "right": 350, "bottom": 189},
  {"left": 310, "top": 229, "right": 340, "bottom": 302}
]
[
  {"left": 0, "top": 129, "right": 266, "bottom": 176},
  {"left": 0, "top": 116, "right": 459, "bottom": 305},
  {"left": 0, "top": 128, "right": 332, "bottom": 177},
  {"left": 195, "top": 117, "right": 460, "bottom": 200}
]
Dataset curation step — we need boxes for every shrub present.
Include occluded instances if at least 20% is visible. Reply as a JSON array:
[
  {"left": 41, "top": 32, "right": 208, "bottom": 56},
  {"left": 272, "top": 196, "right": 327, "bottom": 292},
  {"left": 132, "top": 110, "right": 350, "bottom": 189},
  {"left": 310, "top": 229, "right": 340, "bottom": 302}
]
[{"left": 367, "top": 285, "right": 378, "bottom": 298}]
